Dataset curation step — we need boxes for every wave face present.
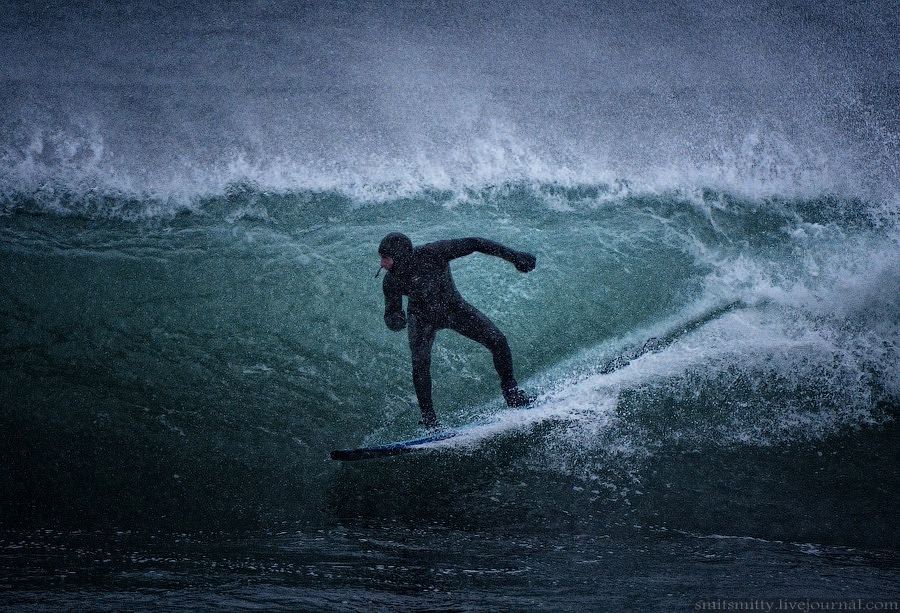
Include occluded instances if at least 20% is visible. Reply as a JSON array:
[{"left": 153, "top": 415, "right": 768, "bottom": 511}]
[
  {"left": 1, "top": 0, "right": 899, "bottom": 607},
  {"left": 2, "top": 184, "right": 898, "bottom": 542}
]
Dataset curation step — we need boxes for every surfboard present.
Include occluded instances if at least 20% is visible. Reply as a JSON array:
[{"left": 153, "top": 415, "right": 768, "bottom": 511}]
[
  {"left": 330, "top": 396, "right": 541, "bottom": 461},
  {"left": 331, "top": 302, "right": 748, "bottom": 462},
  {"left": 330, "top": 428, "right": 462, "bottom": 461},
  {"left": 329, "top": 394, "right": 543, "bottom": 461}
]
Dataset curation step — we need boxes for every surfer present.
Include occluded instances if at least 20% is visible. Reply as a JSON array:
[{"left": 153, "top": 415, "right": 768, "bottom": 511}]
[{"left": 377, "top": 232, "right": 536, "bottom": 428}]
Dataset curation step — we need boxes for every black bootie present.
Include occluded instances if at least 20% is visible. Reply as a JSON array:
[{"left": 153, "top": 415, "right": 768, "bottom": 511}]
[{"left": 503, "top": 386, "right": 534, "bottom": 408}]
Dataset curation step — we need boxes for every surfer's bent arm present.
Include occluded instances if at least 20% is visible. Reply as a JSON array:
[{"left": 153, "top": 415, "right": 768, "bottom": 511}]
[
  {"left": 382, "top": 274, "right": 407, "bottom": 331},
  {"left": 433, "top": 238, "right": 536, "bottom": 272}
]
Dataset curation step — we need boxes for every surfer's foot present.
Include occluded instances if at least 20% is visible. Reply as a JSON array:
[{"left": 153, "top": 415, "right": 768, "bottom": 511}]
[
  {"left": 503, "top": 387, "right": 534, "bottom": 408},
  {"left": 418, "top": 409, "right": 440, "bottom": 430},
  {"left": 418, "top": 419, "right": 441, "bottom": 431}
]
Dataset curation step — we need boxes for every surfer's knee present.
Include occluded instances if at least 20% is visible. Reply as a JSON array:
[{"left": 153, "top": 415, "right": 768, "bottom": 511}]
[{"left": 485, "top": 328, "right": 510, "bottom": 355}]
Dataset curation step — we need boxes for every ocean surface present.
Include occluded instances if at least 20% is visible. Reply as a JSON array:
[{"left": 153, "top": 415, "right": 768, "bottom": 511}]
[{"left": 2, "top": 0, "right": 899, "bottom": 610}]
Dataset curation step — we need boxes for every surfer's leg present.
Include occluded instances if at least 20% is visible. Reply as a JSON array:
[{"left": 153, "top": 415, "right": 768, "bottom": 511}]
[
  {"left": 407, "top": 314, "right": 439, "bottom": 426},
  {"left": 450, "top": 303, "right": 533, "bottom": 407},
  {"left": 448, "top": 304, "right": 516, "bottom": 391}
]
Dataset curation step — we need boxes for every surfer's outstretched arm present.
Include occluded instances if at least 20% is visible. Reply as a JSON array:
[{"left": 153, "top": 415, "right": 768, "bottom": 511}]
[{"left": 428, "top": 238, "right": 536, "bottom": 272}]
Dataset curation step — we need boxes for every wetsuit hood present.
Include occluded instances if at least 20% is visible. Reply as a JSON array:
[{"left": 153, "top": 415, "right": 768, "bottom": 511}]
[{"left": 378, "top": 232, "right": 413, "bottom": 261}]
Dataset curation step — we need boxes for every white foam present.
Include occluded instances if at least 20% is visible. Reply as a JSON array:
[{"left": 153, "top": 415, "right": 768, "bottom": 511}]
[{"left": 438, "top": 238, "right": 899, "bottom": 470}]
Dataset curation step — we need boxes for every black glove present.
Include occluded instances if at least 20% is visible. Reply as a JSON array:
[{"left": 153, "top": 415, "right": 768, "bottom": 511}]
[
  {"left": 510, "top": 250, "right": 536, "bottom": 273},
  {"left": 385, "top": 311, "right": 407, "bottom": 332}
]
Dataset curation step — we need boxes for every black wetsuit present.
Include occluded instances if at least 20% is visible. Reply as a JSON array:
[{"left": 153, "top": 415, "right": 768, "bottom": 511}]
[{"left": 382, "top": 237, "right": 534, "bottom": 422}]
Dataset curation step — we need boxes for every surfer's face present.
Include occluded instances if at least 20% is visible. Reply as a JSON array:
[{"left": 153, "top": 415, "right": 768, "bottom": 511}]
[{"left": 380, "top": 255, "right": 394, "bottom": 271}]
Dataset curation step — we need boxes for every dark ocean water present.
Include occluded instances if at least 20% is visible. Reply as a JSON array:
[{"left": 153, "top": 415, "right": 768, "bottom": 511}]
[{"left": 2, "top": 0, "right": 899, "bottom": 610}]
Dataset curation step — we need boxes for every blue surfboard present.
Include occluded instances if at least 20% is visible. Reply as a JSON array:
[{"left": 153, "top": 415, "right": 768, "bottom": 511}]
[
  {"left": 329, "top": 393, "right": 546, "bottom": 461},
  {"left": 332, "top": 303, "right": 748, "bottom": 461},
  {"left": 330, "top": 427, "right": 463, "bottom": 461}
]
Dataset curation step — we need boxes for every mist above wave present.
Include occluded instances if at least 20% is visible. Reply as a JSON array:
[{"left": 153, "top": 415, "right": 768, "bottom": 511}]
[{"left": 1, "top": 0, "right": 897, "bottom": 202}]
